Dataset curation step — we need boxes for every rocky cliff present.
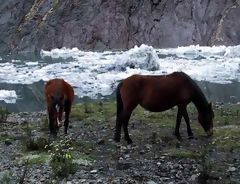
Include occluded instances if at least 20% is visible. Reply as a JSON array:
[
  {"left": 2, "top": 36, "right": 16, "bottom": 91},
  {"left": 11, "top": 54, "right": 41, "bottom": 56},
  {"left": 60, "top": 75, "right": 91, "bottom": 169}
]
[{"left": 0, "top": 0, "right": 240, "bottom": 54}]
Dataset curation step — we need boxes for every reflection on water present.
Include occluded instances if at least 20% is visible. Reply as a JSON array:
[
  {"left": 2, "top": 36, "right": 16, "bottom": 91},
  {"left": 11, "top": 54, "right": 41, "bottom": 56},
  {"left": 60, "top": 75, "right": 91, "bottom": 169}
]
[{"left": 0, "top": 80, "right": 239, "bottom": 112}]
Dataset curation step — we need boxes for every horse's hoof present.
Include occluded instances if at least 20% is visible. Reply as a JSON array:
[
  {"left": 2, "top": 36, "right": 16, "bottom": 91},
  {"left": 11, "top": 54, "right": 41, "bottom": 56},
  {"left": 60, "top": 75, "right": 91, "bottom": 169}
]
[
  {"left": 173, "top": 132, "right": 182, "bottom": 140},
  {"left": 113, "top": 136, "right": 121, "bottom": 142},
  {"left": 188, "top": 135, "right": 194, "bottom": 139},
  {"left": 126, "top": 138, "right": 133, "bottom": 144},
  {"left": 176, "top": 136, "right": 182, "bottom": 141}
]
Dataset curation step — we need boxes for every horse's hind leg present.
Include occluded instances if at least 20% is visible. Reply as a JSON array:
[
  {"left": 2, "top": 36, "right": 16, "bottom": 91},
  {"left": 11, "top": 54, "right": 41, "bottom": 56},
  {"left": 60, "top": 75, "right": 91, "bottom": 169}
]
[
  {"left": 122, "top": 110, "right": 134, "bottom": 144},
  {"left": 182, "top": 107, "right": 194, "bottom": 138},
  {"left": 174, "top": 106, "right": 183, "bottom": 140},
  {"left": 114, "top": 112, "right": 122, "bottom": 142},
  {"left": 64, "top": 101, "right": 71, "bottom": 134}
]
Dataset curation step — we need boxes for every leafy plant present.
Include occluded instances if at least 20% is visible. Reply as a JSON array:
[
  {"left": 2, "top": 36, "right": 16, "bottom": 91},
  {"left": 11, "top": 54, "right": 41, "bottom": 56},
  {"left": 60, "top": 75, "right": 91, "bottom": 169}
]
[{"left": 47, "top": 137, "right": 77, "bottom": 178}]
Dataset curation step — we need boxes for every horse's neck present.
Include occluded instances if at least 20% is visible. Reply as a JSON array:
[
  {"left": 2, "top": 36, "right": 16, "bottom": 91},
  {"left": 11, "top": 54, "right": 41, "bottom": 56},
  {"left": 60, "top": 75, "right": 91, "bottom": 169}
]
[{"left": 192, "top": 92, "right": 208, "bottom": 114}]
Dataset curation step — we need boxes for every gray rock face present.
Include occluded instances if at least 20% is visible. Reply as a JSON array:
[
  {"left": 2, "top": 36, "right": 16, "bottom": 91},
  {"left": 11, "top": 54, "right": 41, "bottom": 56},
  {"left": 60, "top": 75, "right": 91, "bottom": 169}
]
[{"left": 0, "top": 0, "right": 240, "bottom": 54}]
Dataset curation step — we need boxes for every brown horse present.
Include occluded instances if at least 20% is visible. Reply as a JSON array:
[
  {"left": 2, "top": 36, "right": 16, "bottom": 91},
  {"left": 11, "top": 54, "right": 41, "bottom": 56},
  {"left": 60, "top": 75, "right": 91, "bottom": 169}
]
[
  {"left": 114, "top": 72, "right": 214, "bottom": 144},
  {"left": 44, "top": 78, "right": 74, "bottom": 136}
]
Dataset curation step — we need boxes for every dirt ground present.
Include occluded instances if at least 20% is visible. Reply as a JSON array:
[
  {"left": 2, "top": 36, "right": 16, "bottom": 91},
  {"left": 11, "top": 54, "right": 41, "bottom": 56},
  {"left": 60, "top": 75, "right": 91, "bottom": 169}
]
[{"left": 0, "top": 101, "right": 239, "bottom": 184}]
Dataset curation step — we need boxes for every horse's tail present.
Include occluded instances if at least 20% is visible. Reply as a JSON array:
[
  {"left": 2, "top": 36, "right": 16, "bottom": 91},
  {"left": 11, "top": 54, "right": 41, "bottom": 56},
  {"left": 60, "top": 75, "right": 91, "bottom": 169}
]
[
  {"left": 114, "top": 81, "right": 123, "bottom": 142},
  {"left": 116, "top": 81, "right": 123, "bottom": 117}
]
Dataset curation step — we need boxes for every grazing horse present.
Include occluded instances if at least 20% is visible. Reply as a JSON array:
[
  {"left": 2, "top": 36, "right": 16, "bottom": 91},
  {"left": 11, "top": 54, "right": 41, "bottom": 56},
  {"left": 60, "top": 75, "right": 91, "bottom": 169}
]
[
  {"left": 44, "top": 78, "right": 74, "bottom": 136},
  {"left": 114, "top": 72, "right": 214, "bottom": 144}
]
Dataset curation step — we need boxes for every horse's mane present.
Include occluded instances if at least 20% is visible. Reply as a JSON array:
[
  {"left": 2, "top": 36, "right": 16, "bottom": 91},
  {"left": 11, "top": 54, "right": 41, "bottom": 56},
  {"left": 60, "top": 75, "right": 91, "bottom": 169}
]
[{"left": 178, "top": 72, "right": 208, "bottom": 108}]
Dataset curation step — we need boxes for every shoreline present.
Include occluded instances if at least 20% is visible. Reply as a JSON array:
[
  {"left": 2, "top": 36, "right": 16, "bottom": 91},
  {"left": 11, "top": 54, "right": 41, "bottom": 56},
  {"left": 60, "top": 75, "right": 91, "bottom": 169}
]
[{"left": 1, "top": 79, "right": 240, "bottom": 113}]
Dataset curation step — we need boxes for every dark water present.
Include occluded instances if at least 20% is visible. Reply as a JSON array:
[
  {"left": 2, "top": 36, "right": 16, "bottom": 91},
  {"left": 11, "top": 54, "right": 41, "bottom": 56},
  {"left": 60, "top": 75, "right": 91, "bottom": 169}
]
[{"left": 0, "top": 80, "right": 240, "bottom": 112}]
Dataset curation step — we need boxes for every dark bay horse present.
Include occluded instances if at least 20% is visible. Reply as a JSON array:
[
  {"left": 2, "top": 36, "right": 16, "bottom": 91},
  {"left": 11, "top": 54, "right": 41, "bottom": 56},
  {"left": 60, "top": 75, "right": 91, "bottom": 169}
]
[
  {"left": 114, "top": 72, "right": 214, "bottom": 144},
  {"left": 44, "top": 78, "right": 74, "bottom": 136}
]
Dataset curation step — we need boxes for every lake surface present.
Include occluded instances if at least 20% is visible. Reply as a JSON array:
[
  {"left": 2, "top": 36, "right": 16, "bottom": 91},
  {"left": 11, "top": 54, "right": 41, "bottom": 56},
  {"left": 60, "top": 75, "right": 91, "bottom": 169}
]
[{"left": 0, "top": 44, "right": 240, "bottom": 112}]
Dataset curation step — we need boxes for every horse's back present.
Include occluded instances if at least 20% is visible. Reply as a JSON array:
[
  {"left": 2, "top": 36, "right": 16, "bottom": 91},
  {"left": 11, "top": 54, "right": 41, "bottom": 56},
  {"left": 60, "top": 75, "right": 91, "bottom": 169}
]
[
  {"left": 45, "top": 78, "right": 74, "bottom": 102},
  {"left": 120, "top": 72, "right": 196, "bottom": 111},
  {"left": 121, "top": 72, "right": 191, "bottom": 90}
]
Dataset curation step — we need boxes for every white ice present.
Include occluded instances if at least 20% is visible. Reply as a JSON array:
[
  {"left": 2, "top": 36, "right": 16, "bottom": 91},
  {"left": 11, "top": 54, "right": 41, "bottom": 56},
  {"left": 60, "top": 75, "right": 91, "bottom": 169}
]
[
  {"left": 0, "top": 90, "right": 17, "bottom": 103},
  {"left": 0, "top": 44, "right": 239, "bottom": 100}
]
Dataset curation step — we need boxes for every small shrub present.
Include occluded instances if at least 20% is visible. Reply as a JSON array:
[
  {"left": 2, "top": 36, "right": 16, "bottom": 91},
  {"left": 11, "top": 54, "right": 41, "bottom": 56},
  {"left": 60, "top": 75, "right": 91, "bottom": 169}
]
[
  {"left": 223, "top": 117, "right": 229, "bottom": 125},
  {"left": 26, "top": 136, "right": 49, "bottom": 151},
  {"left": 197, "top": 146, "right": 214, "bottom": 183},
  {"left": 0, "top": 170, "right": 16, "bottom": 184},
  {"left": 0, "top": 107, "right": 9, "bottom": 123},
  {"left": 84, "top": 103, "right": 94, "bottom": 114},
  {"left": 22, "top": 121, "right": 49, "bottom": 151},
  {"left": 47, "top": 137, "right": 77, "bottom": 178},
  {"left": 40, "top": 118, "right": 49, "bottom": 132}
]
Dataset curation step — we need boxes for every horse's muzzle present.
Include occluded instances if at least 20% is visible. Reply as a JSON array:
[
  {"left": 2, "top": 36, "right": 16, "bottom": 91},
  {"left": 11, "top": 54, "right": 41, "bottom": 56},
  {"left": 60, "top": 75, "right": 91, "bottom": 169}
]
[{"left": 207, "top": 128, "right": 213, "bottom": 137}]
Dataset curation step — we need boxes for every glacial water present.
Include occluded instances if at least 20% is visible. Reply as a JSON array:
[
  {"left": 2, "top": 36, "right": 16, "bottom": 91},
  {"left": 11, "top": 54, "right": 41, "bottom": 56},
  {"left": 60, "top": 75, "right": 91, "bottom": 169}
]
[{"left": 0, "top": 44, "right": 240, "bottom": 112}]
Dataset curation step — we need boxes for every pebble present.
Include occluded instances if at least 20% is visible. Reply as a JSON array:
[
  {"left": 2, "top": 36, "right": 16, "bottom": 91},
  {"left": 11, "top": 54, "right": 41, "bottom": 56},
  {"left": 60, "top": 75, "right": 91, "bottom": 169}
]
[
  {"left": 190, "top": 174, "right": 199, "bottom": 181},
  {"left": 146, "top": 181, "right": 157, "bottom": 184},
  {"left": 97, "top": 139, "right": 105, "bottom": 145},
  {"left": 228, "top": 166, "right": 237, "bottom": 172},
  {"left": 90, "top": 170, "right": 98, "bottom": 174},
  {"left": 4, "top": 140, "right": 12, "bottom": 146},
  {"left": 116, "top": 160, "right": 132, "bottom": 170}
]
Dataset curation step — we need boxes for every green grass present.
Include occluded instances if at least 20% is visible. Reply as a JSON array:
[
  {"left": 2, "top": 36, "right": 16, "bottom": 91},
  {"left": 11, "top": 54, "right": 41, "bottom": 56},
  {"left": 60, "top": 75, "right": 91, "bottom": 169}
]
[
  {"left": 71, "top": 101, "right": 116, "bottom": 123},
  {"left": 71, "top": 101, "right": 240, "bottom": 152},
  {"left": 0, "top": 132, "right": 16, "bottom": 142},
  {"left": 214, "top": 104, "right": 240, "bottom": 126},
  {"left": 18, "top": 152, "right": 50, "bottom": 165},
  {"left": 163, "top": 148, "right": 201, "bottom": 159},
  {"left": 212, "top": 126, "right": 240, "bottom": 151}
]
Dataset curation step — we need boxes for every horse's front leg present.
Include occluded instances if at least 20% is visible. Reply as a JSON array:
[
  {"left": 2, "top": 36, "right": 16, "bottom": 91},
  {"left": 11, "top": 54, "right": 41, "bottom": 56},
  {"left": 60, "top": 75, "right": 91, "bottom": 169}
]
[
  {"left": 174, "top": 107, "right": 183, "bottom": 140},
  {"left": 57, "top": 107, "right": 64, "bottom": 128},
  {"left": 182, "top": 107, "right": 194, "bottom": 138},
  {"left": 48, "top": 106, "right": 57, "bottom": 136},
  {"left": 64, "top": 101, "right": 71, "bottom": 134}
]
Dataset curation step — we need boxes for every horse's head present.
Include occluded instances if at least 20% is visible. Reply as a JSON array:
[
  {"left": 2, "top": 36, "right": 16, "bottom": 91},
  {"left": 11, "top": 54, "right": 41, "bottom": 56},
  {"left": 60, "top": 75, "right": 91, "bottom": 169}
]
[{"left": 198, "top": 103, "right": 214, "bottom": 136}]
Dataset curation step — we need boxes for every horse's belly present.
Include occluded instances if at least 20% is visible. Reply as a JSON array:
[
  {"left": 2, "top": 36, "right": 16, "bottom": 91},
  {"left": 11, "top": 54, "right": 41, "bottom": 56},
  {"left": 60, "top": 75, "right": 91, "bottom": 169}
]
[{"left": 140, "top": 101, "right": 175, "bottom": 112}]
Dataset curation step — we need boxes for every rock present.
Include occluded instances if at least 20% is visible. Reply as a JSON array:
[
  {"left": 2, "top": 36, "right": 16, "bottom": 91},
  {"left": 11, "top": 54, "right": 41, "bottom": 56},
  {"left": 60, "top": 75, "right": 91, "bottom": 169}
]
[
  {"left": 116, "top": 160, "right": 132, "bottom": 170},
  {"left": 79, "top": 179, "right": 86, "bottom": 183},
  {"left": 4, "top": 139, "right": 12, "bottom": 146},
  {"left": 146, "top": 181, "right": 157, "bottom": 184},
  {"left": 139, "top": 150, "right": 145, "bottom": 155},
  {"left": 227, "top": 166, "right": 237, "bottom": 172},
  {"left": 97, "top": 139, "right": 105, "bottom": 145},
  {"left": 1, "top": 0, "right": 240, "bottom": 54},
  {"left": 90, "top": 169, "right": 98, "bottom": 174},
  {"left": 190, "top": 174, "right": 199, "bottom": 181}
]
